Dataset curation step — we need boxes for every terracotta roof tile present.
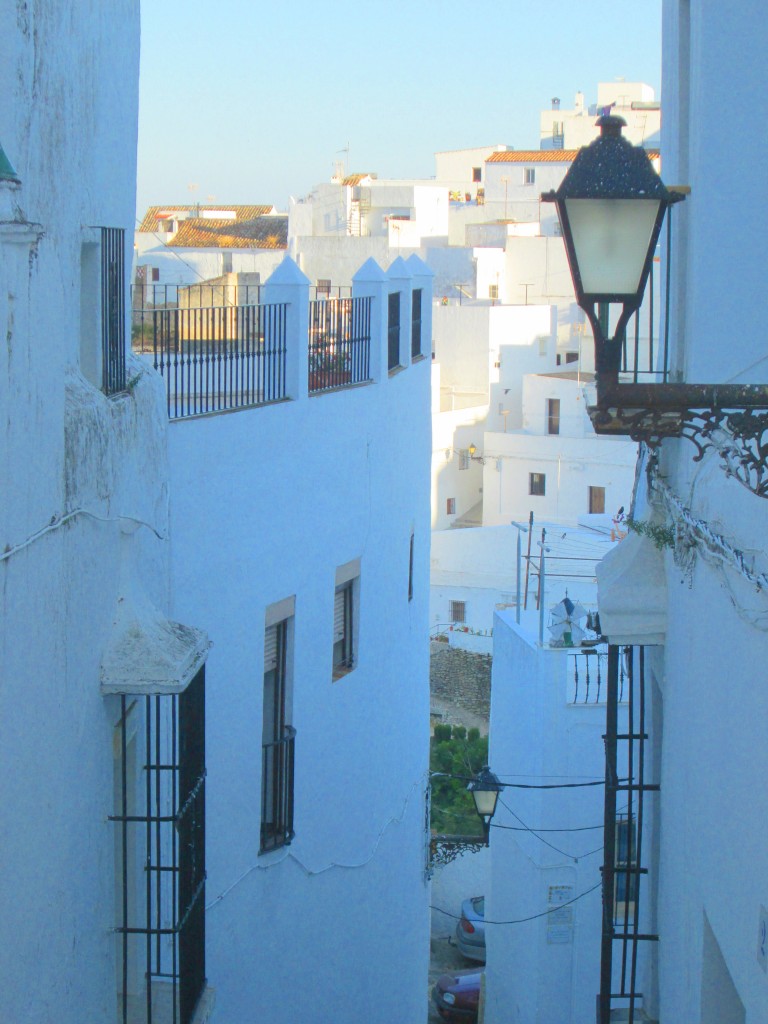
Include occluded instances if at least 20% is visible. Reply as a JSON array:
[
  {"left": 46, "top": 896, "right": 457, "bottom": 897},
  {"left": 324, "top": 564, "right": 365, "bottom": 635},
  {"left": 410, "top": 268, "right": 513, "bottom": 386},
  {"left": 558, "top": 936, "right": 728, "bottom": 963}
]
[
  {"left": 138, "top": 205, "right": 274, "bottom": 233},
  {"left": 166, "top": 215, "right": 288, "bottom": 250},
  {"left": 487, "top": 149, "right": 659, "bottom": 164},
  {"left": 341, "top": 173, "right": 375, "bottom": 186}
]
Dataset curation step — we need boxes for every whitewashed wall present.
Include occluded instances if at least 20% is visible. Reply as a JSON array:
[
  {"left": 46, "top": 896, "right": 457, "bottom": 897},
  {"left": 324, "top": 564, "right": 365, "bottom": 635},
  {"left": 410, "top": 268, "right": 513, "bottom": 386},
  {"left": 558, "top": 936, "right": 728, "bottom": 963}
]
[
  {"left": 0, "top": 4, "right": 170, "bottom": 1023},
  {"left": 431, "top": 848, "right": 491, "bottom": 940},
  {"left": 481, "top": 429, "right": 636, "bottom": 527},
  {"left": 166, "top": 258, "right": 433, "bottom": 1024},
  {"left": 484, "top": 613, "right": 632, "bottom": 1024},
  {"left": 638, "top": 3, "right": 768, "bottom": 1020}
]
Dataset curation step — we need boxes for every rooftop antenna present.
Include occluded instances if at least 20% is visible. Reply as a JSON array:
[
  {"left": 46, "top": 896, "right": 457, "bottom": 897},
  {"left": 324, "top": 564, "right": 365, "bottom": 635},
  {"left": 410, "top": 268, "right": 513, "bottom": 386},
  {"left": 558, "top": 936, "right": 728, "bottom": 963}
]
[
  {"left": 187, "top": 182, "right": 200, "bottom": 217},
  {"left": 335, "top": 143, "right": 350, "bottom": 179}
]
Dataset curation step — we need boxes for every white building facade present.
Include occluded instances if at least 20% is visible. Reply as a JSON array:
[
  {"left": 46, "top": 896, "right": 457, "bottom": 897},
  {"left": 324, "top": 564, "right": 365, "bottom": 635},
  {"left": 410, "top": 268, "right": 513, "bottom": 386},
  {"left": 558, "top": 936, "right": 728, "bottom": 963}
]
[
  {"left": 593, "top": 4, "right": 768, "bottom": 1022},
  {"left": 163, "top": 254, "right": 434, "bottom": 1023},
  {"left": 1, "top": 9, "right": 434, "bottom": 1024}
]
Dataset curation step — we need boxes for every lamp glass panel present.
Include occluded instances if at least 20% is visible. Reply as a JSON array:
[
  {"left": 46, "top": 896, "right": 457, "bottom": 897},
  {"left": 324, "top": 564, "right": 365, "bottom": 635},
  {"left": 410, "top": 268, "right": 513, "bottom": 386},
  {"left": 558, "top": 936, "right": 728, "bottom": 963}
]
[
  {"left": 564, "top": 198, "right": 661, "bottom": 297},
  {"left": 472, "top": 789, "right": 499, "bottom": 817}
]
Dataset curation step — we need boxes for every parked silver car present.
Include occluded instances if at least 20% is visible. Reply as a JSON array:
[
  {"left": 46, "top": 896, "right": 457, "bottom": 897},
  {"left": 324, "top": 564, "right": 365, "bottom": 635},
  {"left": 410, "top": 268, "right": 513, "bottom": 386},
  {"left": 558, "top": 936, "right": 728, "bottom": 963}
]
[{"left": 455, "top": 896, "right": 485, "bottom": 961}]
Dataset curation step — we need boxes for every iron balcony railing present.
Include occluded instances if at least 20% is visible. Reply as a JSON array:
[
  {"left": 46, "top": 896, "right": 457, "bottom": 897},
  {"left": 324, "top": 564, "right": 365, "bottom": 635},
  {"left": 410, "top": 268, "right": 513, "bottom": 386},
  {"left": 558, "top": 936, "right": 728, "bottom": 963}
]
[
  {"left": 260, "top": 725, "right": 296, "bottom": 854},
  {"left": 138, "top": 302, "right": 288, "bottom": 419},
  {"left": 310, "top": 284, "right": 352, "bottom": 301},
  {"left": 308, "top": 296, "right": 372, "bottom": 394},
  {"left": 566, "top": 646, "right": 630, "bottom": 705}
]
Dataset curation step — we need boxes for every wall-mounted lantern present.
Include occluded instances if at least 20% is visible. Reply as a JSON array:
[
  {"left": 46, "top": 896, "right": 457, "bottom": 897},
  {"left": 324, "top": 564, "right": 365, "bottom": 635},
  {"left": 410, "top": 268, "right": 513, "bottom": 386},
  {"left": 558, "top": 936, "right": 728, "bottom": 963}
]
[{"left": 542, "top": 116, "right": 768, "bottom": 499}]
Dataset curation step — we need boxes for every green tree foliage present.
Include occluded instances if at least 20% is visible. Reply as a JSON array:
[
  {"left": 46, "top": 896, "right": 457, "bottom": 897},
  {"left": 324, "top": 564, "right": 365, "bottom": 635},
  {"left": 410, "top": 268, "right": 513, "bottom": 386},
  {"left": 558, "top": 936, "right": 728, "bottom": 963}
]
[{"left": 430, "top": 724, "right": 489, "bottom": 837}]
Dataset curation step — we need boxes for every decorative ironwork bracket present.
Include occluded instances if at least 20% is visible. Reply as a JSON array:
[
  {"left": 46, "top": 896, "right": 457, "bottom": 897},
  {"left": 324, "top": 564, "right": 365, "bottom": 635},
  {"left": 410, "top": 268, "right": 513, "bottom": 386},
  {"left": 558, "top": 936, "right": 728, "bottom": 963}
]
[
  {"left": 429, "top": 834, "right": 488, "bottom": 870},
  {"left": 588, "top": 383, "right": 768, "bottom": 499}
]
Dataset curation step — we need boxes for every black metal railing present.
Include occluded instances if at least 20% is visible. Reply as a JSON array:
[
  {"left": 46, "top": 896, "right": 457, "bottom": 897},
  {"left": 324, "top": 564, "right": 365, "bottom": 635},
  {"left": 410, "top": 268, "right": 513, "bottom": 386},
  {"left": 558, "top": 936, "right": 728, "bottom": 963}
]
[
  {"left": 132, "top": 282, "right": 262, "bottom": 327},
  {"left": 102, "top": 227, "right": 126, "bottom": 395},
  {"left": 568, "top": 647, "right": 617, "bottom": 704},
  {"left": 310, "top": 284, "right": 352, "bottom": 301},
  {"left": 308, "top": 296, "right": 372, "bottom": 393},
  {"left": 260, "top": 726, "right": 296, "bottom": 854},
  {"left": 619, "top": 207, "right": 674, "bottom": 384},
  {"left": 144, "top": 302, "right": 288, "bottom": 418},
  {"left": 598, "top": 646, "right": 659, "bottom": 1024}
]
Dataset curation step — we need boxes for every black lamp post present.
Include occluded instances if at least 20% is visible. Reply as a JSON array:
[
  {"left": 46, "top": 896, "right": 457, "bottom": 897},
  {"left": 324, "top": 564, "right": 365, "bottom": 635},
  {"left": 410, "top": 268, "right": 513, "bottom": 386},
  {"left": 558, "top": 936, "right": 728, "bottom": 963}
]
[
  {"left": 542, "top": 116, "right": 768, "bottom": 498},
  {"left": 542, "top": 115, "right": 683, "bottom": 389},
  {"left": 468, "top": 765, "right": 502, "bottom": 841}
]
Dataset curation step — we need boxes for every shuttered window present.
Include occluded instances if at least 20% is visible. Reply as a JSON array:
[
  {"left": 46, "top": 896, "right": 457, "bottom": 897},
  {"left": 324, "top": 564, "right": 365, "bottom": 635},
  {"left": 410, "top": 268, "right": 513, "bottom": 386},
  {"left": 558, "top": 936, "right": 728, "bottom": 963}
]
[
  {"left": 261, "top": 616, "right": 295, "bottom": 853},
  {"left": 333, "top": 581, "right": 354, "bottom": 678}
]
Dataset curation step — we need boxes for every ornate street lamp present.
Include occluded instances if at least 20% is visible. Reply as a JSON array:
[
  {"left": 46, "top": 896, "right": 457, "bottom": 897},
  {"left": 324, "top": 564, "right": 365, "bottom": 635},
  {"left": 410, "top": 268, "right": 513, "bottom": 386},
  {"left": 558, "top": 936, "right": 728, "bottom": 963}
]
[
  {"left": 543, "top": 115, "right": 682, "bottom": 387},
  {"left": 467, "top": 765, "right": 501, "bottom": 841},
  {"left": 428, "top": 766, "right": 502, "bottom": 872},
  {"left": 542, "top": 116, "right": 768, "bottom": 498}
]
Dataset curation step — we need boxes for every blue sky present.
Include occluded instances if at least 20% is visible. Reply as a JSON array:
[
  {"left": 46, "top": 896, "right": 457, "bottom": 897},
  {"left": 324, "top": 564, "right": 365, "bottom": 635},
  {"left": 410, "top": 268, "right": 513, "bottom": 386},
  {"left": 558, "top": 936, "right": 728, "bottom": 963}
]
[{"left": 137, "top": 0, "right": 661, "bottom": 215}]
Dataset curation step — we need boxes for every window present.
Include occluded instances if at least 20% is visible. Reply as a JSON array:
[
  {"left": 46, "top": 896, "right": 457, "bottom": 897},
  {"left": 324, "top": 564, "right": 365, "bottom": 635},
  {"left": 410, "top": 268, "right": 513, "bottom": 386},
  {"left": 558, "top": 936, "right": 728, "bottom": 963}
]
[
  {"left": 449, "top": 600, "right": 466, "bottom": 623},
  {"left": 112, "top": 668, "right": 207, "bottom": 1024},
  {"left": 262, "top": 604, "right": 296, "bottom": 853},
  {"left": 151, "top": 266, "right": 160, "bottom": 283},
  {"left": 565, "top": 351, "right": 578, "bottom": 363},
  {"left": 411, "top": 287, "right": 423, "bottom": 358},
  {"left": 222, "top": 252, "right": 233, "bottom": 274},
  {"left": 529, "top": 472, "right": 546, "bottom": 496},
  {"left": 459, "top": 449, "right": 470, "bottom": 471},
  {"left": 589, "top": 486, "right": 606, "bottom": 514},
  {"left": 408, "top": 533, "right": 415, "bottom": 601},
  {"left": 80, "top": 226, "right": 126, "bottom": 394},
  {"left": 333, "top": 583, "right": 354, "bottom": 677},
  {"left": 316, "top": 278, "right": 331, "bottom": 297},
  {"left": 472, "top": 167, "right": 482, "bottom": 183},
  {"left": 100, "top": 227, "right": 127, "bottom": 394},
  {"left": 333, "top": 559, "right": 360, "bottom": 680},
  {"left": 446, "top": 497, "right": 456, "bottom": 515},
  {"left": 547, "top": 398, "right": 560, "bottom": 435},
  {"left": 614, "top": 816, "right": 638, "bottom": 925},
  {"left": 488, "top": 284, "right": 499, "bottom": 301},
  {"left": 524, "top": 167, "right": 536, "bottom": 185},
  {"left": 388, "top": 291, "right": 401, "bottom": 371}
]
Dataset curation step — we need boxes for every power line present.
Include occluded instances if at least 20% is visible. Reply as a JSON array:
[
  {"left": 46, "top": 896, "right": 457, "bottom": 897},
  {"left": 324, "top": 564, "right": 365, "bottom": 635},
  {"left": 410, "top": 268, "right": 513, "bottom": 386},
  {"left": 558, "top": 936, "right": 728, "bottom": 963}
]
[
  {"left": 431, "top": 880, "right": 602, "bottom": 926},
  {"left": 495, "top": 798, "right": 603, "bottom": 861}
]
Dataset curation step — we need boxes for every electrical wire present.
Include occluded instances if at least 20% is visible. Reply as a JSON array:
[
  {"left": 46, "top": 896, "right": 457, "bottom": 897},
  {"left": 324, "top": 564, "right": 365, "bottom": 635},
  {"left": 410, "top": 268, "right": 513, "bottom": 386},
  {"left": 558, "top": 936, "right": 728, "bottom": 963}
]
[
  {"left": 0, "top": 507, "right": 167, "bottom": 564},
  {"left": 495, "top": 797, "right": 603, "bottom": 862},
  {"left": 430, "top": 880, "right": 602, "bottom": 926},
  {"left": 450, "top": 773, "right": 605, "bottom": 790}
]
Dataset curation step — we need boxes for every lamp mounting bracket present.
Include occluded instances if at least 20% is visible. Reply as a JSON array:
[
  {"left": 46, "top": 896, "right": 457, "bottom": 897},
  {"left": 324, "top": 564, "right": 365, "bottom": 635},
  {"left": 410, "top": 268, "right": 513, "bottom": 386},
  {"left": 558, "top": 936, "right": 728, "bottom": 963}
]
[
  {"left": 589, "top": 383, "right": 768, "bottom": 499},
  {"left": 429, "top": 834, "right": 488, "bottom": 868}
]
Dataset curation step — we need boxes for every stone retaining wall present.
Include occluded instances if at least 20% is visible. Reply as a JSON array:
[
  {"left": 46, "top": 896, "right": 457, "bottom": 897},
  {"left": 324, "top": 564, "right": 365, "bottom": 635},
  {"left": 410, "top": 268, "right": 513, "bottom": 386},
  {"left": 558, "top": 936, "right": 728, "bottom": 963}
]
[{"left": 430, "top": 641, "right": 491, "bottom": 733}]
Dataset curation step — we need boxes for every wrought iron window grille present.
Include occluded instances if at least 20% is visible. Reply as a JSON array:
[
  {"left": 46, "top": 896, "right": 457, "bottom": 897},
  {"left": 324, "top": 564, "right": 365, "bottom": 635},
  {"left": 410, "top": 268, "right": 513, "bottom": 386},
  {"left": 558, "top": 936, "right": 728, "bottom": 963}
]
[
  {"left": 598, "top": 646, "right": 658, "bottom": 1024},
  {"left": 101, "top": 226, "right": 127, "bottom": 395},
  {"left": 110, "top": 667, "right": 207, "bottom": 1024}
]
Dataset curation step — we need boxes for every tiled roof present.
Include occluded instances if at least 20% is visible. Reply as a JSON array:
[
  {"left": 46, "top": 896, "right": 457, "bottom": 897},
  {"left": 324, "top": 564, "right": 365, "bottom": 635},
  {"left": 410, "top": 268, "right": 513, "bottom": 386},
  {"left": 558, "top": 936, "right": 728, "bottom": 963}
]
[
  {"left": 341, "top": 173, "right": 375, "bottom": 186},
  {"left": 487, "top": 149, "right": 659, "bottom": 163},
  {"left": 138, "top": 205, "right": 274, "bottom": 233},
  {"left": 166, "top": 216, "right": 288, "bottom": 250}
]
